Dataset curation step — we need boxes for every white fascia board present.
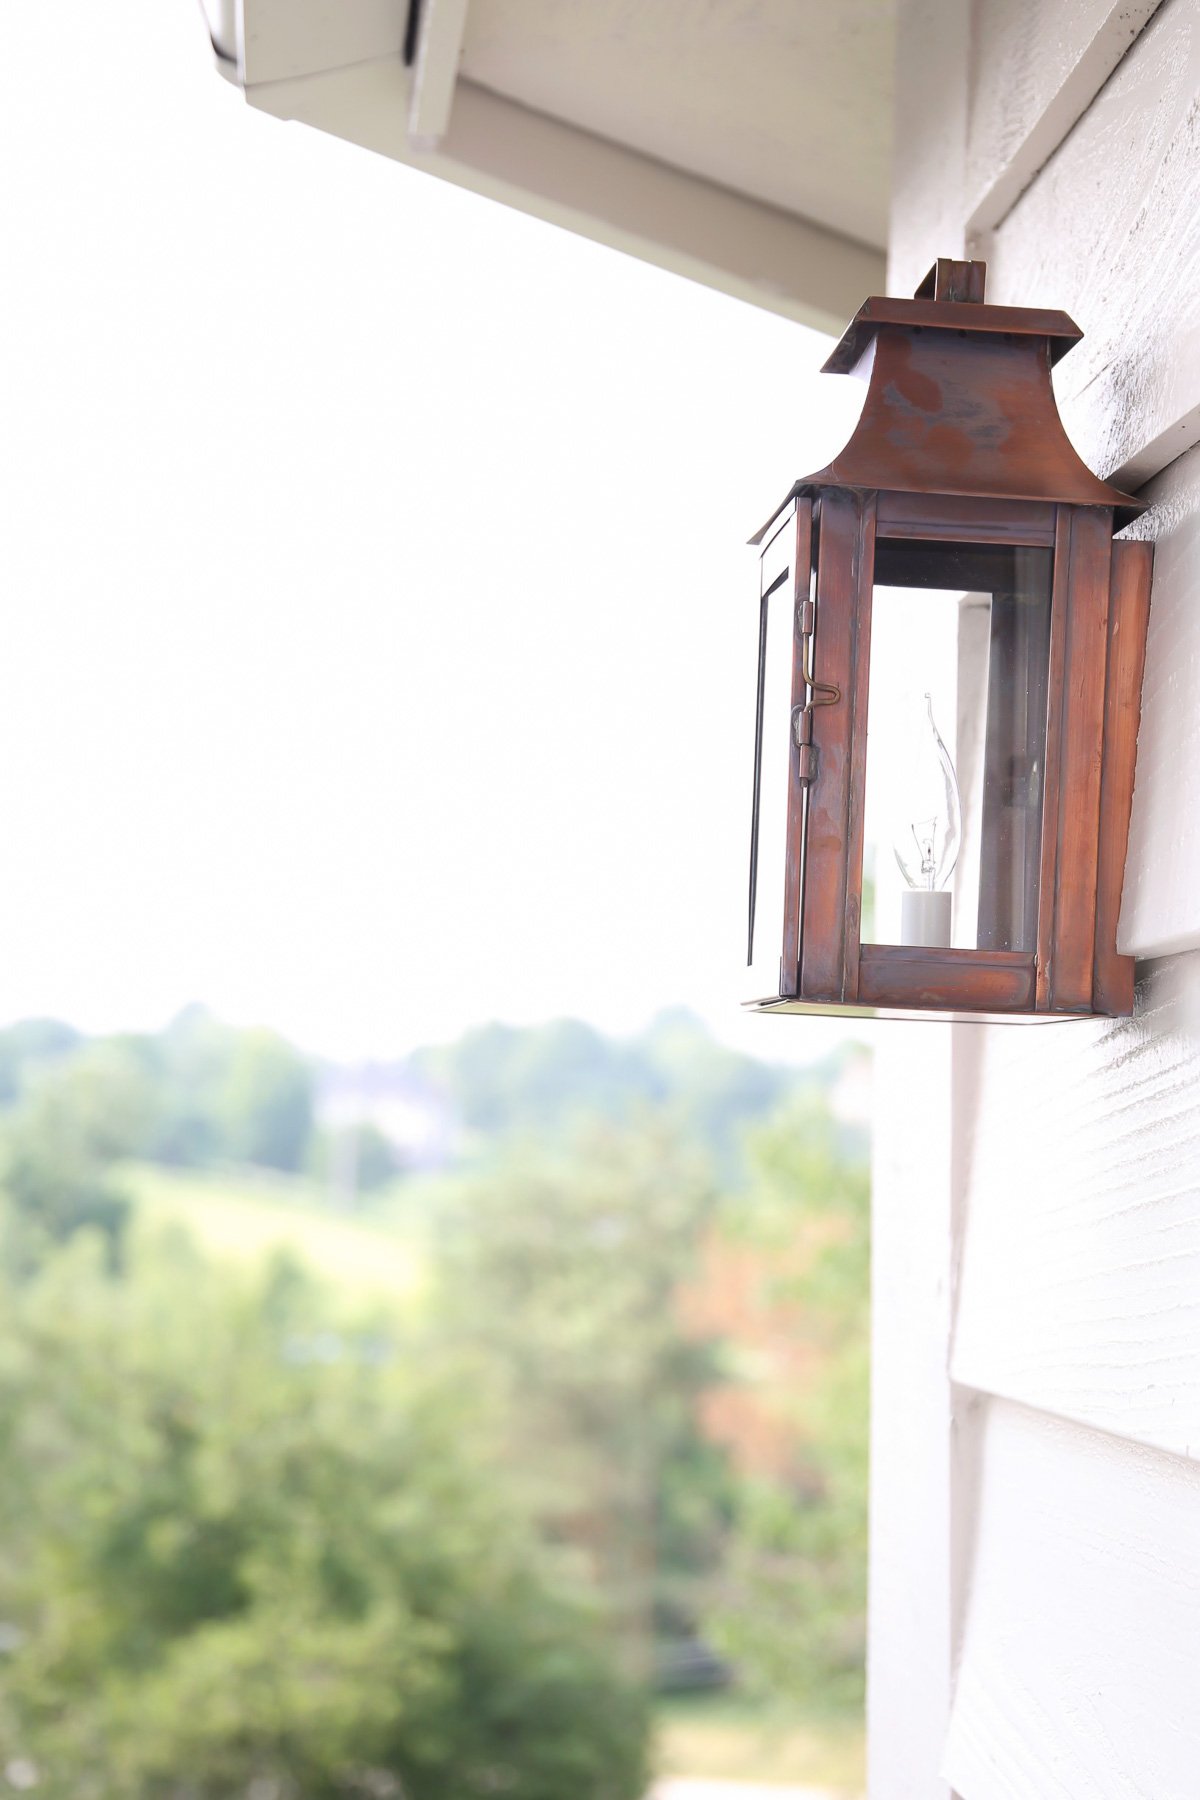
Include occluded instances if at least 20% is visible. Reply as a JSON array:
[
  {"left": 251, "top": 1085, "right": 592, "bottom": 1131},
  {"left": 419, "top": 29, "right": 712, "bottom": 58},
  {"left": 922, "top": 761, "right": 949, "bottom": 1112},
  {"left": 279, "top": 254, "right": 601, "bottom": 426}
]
[
  {"left": 236, "top": 0, "right": 405, "bottom": 86},
  {"left": 409, "top": 0, "right": 472, "bottom": 149},
  {"left": 243, "top": 56, "right": 883, "bottom": 336}
]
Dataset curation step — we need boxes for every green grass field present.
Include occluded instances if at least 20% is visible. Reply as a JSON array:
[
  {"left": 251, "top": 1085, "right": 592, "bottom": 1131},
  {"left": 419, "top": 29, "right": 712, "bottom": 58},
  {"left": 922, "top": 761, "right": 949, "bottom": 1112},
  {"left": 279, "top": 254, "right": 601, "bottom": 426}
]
[
  {"left": 121, "top": 1162, "right": 424, "bottom": 1301},
  {"left": 654, "top": 1695, "right": 865, "bottom": 1793}
]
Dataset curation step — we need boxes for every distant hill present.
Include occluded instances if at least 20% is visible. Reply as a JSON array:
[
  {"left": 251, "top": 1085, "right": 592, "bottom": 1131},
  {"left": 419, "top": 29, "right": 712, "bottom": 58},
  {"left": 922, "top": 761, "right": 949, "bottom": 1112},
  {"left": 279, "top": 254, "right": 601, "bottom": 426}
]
[
  {"left": 405, "top": 1008, "right": 860, "bottom": 1179},
  {"left": 0, "top": 1007, "right": 865, "bottom": 1195}
]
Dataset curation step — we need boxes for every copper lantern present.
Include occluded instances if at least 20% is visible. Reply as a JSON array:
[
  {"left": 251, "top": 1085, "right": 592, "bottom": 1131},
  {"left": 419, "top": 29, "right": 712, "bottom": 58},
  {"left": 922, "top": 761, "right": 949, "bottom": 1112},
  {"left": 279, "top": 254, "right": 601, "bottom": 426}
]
[{"left": 745, "top": 258, "right": 1153, "bottom": 1021}]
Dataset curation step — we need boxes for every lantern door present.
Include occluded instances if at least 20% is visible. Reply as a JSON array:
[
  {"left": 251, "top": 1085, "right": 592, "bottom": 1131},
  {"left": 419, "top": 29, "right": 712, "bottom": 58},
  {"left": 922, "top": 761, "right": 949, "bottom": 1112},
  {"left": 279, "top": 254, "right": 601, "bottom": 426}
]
[
  {"left": 795, "top": 496, "right": 1109, "bottom": 1017},
  {"left": 745, "top": 498, "right": 813, "bottom": 1004},
  {"left": 856, "top": 505, "right": 1057, "bottom": 1011}
]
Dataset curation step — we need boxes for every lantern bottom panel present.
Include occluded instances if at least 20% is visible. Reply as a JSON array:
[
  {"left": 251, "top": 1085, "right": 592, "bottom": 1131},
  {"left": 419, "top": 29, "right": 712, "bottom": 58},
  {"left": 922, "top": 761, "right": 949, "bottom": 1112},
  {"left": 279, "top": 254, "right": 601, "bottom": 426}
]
[
  {"left": 742, "top": 997, "right": 1092, "bottom": 1026},
  {"left": 743, "top": 944, "right": 1115, "bottom": 1022}
]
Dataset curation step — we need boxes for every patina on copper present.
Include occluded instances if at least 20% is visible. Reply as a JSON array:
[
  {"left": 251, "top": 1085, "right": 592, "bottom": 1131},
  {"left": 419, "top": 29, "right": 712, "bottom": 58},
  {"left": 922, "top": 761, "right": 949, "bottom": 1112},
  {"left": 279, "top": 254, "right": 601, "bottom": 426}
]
[{"left": 753, "top": 258, "right": 1143, "bottom": 542}]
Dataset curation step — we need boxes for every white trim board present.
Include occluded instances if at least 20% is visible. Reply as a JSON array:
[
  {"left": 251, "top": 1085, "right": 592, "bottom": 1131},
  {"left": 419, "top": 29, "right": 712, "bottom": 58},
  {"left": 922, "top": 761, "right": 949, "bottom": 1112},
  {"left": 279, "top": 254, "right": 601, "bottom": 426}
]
[{"left": 1121, "top": 444, "right": 1200, "bottom": 958}]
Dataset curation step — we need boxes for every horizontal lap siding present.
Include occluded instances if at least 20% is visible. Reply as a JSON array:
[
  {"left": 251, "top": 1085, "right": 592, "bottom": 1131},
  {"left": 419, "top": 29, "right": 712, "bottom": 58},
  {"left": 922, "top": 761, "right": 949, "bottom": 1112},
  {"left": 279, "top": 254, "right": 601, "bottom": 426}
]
[
  {"left": 966, "top": 0, "right": 1163, "bottom": 232},
  {"left": 951, "top": 959, "right": 1200, "bottom": 1460},
  {"left": 949, "top": 0, "right": 1200, "bottom": 1453},
  {"left": 880, "top": 6, "right": 1200, "bottom": 1797},
  {"left": 950, "top": 81, "right": 1200, "bottom": 1457},
  {"left": 943, "top": 1400, "right": 1200, "bottom": 1799},
  {"left": 987, "top": 0, "right": 1200, "bottom": 487}
]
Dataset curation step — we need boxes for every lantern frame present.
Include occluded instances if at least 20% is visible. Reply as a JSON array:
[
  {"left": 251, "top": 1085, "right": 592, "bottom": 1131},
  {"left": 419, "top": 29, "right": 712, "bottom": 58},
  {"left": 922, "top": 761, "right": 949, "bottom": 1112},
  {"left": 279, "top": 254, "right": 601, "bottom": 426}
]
[{"left": 745, "top": 259, "right": 1154, "bottom": 1022}]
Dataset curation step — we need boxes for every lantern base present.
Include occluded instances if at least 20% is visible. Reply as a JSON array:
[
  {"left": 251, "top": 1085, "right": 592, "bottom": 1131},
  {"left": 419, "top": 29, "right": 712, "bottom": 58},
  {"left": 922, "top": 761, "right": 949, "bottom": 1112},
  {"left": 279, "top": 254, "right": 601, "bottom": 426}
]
[
  {"left": 742, "top": 943, "right": 1119, "bottom": 1023},
  {"left": 742, "top": 995, "right": 1090, "bottom": 1026}
]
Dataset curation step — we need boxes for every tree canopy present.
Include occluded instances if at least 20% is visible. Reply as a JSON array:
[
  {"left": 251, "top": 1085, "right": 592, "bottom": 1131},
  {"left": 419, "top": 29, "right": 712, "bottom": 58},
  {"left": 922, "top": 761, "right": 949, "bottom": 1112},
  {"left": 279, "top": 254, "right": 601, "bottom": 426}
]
[
  {"left": 0, "top": 1231, "right": 650, "bottom": 1800},
  {"left": 0, "top": 1007, "right": 870, "bottom": 1790}
]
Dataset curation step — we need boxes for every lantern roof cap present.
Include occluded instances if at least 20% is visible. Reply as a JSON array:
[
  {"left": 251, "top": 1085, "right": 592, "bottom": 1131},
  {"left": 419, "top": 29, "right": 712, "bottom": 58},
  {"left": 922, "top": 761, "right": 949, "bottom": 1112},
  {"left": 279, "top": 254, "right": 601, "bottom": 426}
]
[
  {"left": 823, "top": 253, "right": 1084, "bottom": 371},
  {"left": 822, "top": 293, "right": 1084, "bottom": 375},
  {"left": 753, "top": 257, "right": 1143, "bottom": 542}
]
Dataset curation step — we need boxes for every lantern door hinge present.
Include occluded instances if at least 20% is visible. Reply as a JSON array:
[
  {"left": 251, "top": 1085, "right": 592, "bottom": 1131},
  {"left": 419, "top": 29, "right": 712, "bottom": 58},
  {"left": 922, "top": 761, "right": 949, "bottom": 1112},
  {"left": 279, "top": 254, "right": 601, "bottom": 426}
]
[
  {"left": 791, "top": 597, "right": 839, "bottom": 786},
  {"left": 792, "top": 703, "right": 819, "bottom": 783}
]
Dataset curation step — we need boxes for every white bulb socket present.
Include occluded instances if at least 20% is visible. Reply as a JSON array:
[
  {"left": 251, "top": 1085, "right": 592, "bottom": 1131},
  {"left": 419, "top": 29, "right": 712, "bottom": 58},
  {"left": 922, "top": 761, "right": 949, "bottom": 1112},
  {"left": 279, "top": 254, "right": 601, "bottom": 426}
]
[{"left": 900, "top": 888, "right": 952, "bottom": 948}]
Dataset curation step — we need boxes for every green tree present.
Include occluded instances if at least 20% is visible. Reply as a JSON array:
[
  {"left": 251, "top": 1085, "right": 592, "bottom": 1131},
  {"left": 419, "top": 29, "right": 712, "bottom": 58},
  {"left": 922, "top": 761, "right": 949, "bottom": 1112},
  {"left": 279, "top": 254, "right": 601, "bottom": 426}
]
[
  {"left": 413, "top": 1011, "right": 803, "bottom": 1179},
  {"left": 0, "top": 1227, "right": 650, "bottom": 1799},
  {"left": 218, "top": 1027, "right": 315, "bottom": 1172},
  {"left": 433, "top": 1117, "right": 729, "bottom": 1671},
  {"left": 309, "top": 1121, "right": 404, "bottom": 1205},
  {"left": 704, "top": 1098, "right": 870, "bottom": 1716},
  {"left": 143, "top": 1005, "right": 242, "bottom": 1167},
  {"left": 0, "top": 1040, "right": 158, "bottom": 1265}
]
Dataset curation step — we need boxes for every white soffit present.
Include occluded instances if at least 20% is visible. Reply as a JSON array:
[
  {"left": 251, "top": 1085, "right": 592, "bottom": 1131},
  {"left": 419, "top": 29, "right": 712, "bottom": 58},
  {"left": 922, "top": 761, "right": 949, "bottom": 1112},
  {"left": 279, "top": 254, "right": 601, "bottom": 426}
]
[
  {"left": 462, "top": 0, "right": 894, "bottom": 248},
  {"left": 205, "top": 0, "right": 892, "bottom": 336}
]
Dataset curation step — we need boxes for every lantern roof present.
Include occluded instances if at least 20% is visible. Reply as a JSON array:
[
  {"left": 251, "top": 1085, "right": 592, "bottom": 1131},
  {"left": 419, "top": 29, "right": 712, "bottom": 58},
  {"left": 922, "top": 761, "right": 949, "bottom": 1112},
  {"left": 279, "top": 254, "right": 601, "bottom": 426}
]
[{"left": 753, "top": 257, "right": 1144, "bottom": 540}]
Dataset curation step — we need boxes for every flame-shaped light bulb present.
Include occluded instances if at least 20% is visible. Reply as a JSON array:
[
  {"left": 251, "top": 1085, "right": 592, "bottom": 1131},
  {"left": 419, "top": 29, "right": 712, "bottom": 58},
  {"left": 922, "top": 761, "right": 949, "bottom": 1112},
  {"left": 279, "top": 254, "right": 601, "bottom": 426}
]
[{"left": 892, "top": 694, "right": 962, "bottom": 947}]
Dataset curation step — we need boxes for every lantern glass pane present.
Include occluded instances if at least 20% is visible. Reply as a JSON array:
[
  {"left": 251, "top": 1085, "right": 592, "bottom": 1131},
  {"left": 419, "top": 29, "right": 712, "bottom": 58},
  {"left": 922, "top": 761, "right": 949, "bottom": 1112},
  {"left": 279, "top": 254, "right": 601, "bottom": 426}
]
[
  {"left": 745, "top": 508, "right": 800, "bottom": 998},
  {"left": 861, "top": 539, "right": 1054, "bottom": 954}
]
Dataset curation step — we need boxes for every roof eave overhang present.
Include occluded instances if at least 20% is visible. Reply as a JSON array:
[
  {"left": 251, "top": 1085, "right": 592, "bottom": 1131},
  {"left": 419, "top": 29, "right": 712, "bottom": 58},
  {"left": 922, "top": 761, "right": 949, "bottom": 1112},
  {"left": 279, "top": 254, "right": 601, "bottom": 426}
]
[{"left": 202, "top": 30, "right": 886, "bottom": 337}]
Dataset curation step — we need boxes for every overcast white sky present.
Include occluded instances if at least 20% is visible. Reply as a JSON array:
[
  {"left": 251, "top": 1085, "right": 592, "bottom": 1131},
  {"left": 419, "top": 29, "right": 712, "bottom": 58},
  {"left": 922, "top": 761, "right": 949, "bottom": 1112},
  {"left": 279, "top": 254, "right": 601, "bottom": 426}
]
[{"left": 0, "top": 1, "right": 864, "bottom": 1063}]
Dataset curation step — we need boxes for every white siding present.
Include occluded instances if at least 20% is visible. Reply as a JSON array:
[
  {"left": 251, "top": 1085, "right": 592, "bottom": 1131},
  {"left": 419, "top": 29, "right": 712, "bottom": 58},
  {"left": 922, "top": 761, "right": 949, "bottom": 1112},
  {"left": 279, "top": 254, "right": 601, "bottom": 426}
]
[
  {"left": 986, "top": 0, "right": 1200, "bottom": 488},
  {"left": 888, "top": 0, "right": 970, "bottom": 288},
  {"left": 951, "top": 958, "right": 1200, "bottom": 1461},
  {"left": 877, "top": 1, "right": 1200, "bottom": 1796},
  {"left": 943, "top": 1400, "right": 1200, "bottom": 1800},
  {"left": 965, "top": 0, "right": 1163, "bottom": 234}
]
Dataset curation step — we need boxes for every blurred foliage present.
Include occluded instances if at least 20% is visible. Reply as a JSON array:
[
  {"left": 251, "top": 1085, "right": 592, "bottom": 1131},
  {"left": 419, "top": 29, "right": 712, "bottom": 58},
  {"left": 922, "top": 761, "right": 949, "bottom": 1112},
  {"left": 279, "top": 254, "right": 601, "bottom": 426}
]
[
  {"left": 0, "top": 1229, "right": 649, "bottom": 1800},
  {"left": 412, "top": 1008, "right": 849, "bottom": 1181},
  {"left": 143, "top": 1007, "right": 249, "bottom": 1169},
  {"left": 0, "top": 1020, "right": 82, "bottom": 1107},
  {"left": 0, "top": 1041, "right": 152, "bottom": 1268},
  {"left": 0, "top": 1006, "right": 870, "bottom": 1787},
  {"left": 216, "top": 1028, "right": 316, "bottom": 1174},
  {"left": 0, "top": 1015, "right": 316, "bottom": 1270},
  {"left": 308, "top": 1123, "right": 404, "bottom": 1198},
  {"left": 432, "top": 1119, "right": 735, "bottom": 1670},
  {"left": 703, "top": 1101, "right": 870, "bottom": 1715}
]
